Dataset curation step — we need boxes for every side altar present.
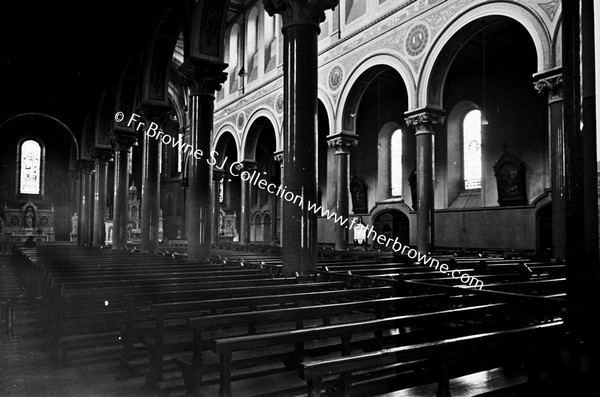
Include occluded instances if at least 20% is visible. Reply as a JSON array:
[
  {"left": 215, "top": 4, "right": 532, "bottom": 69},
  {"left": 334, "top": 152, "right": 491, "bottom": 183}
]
[
  {"left": 0, "top": 201, "right": 55, "bottom": 243},
  {"left": 104, "top": 183, "right": 163, "bottom": 245}
]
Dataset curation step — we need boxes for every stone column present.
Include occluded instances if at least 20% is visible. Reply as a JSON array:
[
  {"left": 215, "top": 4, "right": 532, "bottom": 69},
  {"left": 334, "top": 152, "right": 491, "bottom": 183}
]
[
  {"left": 109, "top": 128, "right": 138, "bottom": 250},
  {"left": 327, "top": 133, "right": 358, "bottom": 250},
  {"left": 534, "top": 68, "right": 564, "bottom": 259},
  {"left": 273, "top": 151, "right": 283, "bottom": 244},
  {"left": 239, "top": 161, "right": 257, "bottom": 245},
  {"left": 90, "top": 147, "right": 114, "bottom": 246},
  {"left": 561, "top": 0, "right": 600, "bottom": 380},
  {"left": 405, "top": 108, "right": 445, "bottom": 253},
  {"left": 77, "top": 159, "right": 95, "bottom": 246},
  {"left": 212, "top": 169, "right": 225, "bottom": 245},
  {"left": 137, "top": 104, "right": 168, "bottom": 253},
  {"left": 179, "top": 57, "right": 227, "bottom": 260},
  {"left": 264, "top": 0, "right": 338, "bottom": 275}
]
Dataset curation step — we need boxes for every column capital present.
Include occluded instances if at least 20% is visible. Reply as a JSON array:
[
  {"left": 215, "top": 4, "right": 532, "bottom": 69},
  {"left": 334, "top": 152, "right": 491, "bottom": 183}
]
[
  {"left": 77, "top": 158, "right": 95, "bottom": 174},
  {"left": 264, "top": 0, "right": 338, "bottom": 30},
  {"left": 90, "top": 147, "right": 114, "bottom": 165},
  {"left": 405, "top": 107, "right": 446, "bottom": 126},
  {"left": 135, "top": 102, "right": 172, "bottom": 125},
  {"left": 179, "top": 57, "right": 228, "bottom": 96},
  {"left": 213, "top": 169, "right": 225, "bottom": 181},
  {"left": 327, "top": 133, "right": 358, "bottom": 153},
  {"left": 109, "top": 127, "right": 138, "bottom": 151},
  {"left": 236, "top": 160, "right": 258, "bottom": 173},
  {"left": 533, "top": 67, "right": 563, "bottom": 102},
  {"left": 273, "top": 151, "right": 284, "bottom": 163}
]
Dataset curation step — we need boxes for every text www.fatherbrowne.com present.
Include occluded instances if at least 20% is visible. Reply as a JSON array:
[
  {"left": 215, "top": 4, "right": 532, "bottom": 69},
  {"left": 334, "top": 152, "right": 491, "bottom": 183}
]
[{"left": 119, "top": 111, "right": 484, "bottom": 290}]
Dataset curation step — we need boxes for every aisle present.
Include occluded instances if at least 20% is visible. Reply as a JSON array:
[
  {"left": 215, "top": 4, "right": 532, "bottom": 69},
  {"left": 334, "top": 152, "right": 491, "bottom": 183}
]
[{"left": 0, "top": 258, "right": 153, "bottom": 396}]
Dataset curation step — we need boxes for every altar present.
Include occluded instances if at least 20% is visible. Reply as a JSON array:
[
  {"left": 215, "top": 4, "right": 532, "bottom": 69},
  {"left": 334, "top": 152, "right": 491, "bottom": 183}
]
[
  {"left": 104, "top": 182, "right": 163, "bottom": 245},
  {"left": 0, "top": 201, "right": 55, "bottom": 244}
]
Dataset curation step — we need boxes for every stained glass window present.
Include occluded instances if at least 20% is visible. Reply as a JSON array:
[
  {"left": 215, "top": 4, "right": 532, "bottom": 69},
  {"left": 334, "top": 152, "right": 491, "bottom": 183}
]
[
  {"left": 463, "top": 109, "right": 482, "bottom": 190},
  {"left": 177, "top": 132, "right": 183, "bottom": 173},
  {"left": 391, "top": 129, "right": 402, "bottom": 196},
  {"left": 20, "top": 139, "right": 42, "bottom": 194},
  {"left": 219, "top": 179, "right": 224, "bottom": 203}
]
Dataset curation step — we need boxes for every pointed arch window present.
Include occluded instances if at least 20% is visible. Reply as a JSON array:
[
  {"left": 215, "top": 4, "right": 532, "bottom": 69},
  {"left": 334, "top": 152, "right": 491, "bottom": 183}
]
[
  {"left": 391, "top": 129, "right": 403, "bottom": 196},
  {"left": 19, "top": 139, "right": 44, "bottom": 195},
  {"left": 463, "top": 109, "right": 482, "bottom": 190}
]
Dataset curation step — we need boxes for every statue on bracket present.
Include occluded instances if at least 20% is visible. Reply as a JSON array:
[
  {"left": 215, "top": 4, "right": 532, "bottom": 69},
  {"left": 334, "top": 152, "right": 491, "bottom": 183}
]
[
  {"left": 408, "top": 167, "right": 417, "bottom": 210},
  {"left": 350, "top": 170, "right": 368, "bottom": 214},
  {"left": 493, "top": 146, "right": 527, "bottom": 206}
]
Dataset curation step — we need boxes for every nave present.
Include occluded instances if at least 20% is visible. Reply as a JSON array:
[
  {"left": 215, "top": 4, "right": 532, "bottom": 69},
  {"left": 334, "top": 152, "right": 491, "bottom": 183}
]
[{"left": 0, "top": 244, "right": 571, "bottom": 396}]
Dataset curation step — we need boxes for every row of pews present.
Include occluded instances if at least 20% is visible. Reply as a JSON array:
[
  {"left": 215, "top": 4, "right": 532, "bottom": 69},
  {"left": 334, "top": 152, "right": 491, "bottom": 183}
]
[{"left": 13, "top": 245, "right": 569, "bottom": 396}]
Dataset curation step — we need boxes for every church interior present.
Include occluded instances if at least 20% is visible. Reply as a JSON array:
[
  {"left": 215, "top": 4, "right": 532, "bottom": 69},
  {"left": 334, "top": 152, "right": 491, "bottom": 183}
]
[{"left": 1, "top": 0, "right": 599, "bottom": 395}]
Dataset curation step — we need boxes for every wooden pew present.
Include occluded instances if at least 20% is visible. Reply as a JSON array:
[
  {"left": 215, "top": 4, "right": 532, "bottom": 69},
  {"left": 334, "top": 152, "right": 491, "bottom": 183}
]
[
  {"left": 156, "top": 293, "right": 448, "bottom": 389},
  {"left": 122, "top": 285, "right": 395, "bottom": 362},
  {"left": 206, "top": 302, "right": 531, "bottom": 396},
  {"left": 298, "top": 320, "right": 564, "bottom": 397}
]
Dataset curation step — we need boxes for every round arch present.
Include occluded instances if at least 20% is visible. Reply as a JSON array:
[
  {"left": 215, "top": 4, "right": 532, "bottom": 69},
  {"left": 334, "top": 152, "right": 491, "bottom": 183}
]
[
  {"left": 241, "top": 113, "right": 279, "bottom": 161},
  {"left": 551, "top": 15, "right": 563, "bottom": 68},
  {"left": 213, "top": 126, "right": 242, "bottom": 161},
  {"left": 418, "top": 2, "right": 552, "bottom": 108},
  {"left": 0, "top": 113, "right": 80, "bottom": 159},
  {"left": 318, "top": 89, "right": 335, "bottom": 139},
  {"left": 335, "top": 52, "right": 417, "bottom": 134},
  {"left": 242, "top": 108, "right": 283, "bottom": 159}
]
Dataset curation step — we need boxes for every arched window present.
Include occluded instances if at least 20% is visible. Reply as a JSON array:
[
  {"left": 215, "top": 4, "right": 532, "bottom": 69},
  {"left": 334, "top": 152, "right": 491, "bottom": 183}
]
[
  {"left": 228, "top": 25, "right": 239, "bottom": 70},
  {"left": 390, "top": 129, "right": 402, "bottom": 196},
  {"left": 19, "top": 139, "right": 43, "bottom": 195},
  {"left": 246, "top": 8, "right": 259, "bottom": 80},
  {"left": 219, "top": 179, "right": 224, "bottom": 203},
  {"left": 463, "top": 109, "right": 482, "bottom": 190},
  {"left": 264, "top": 11, "right": 275, "bottom": 45},
  {"left": 247, "top": 9, "right": 258, "bottom": 56},
  {"left": 228, "top": 24, "right": 240, "bottom": 93},
  {"left": 177, "top": 130, "right": 184, "bottom": 173},
  {"left": 264, "top": 11, "right": 277, "bottom": 72}
]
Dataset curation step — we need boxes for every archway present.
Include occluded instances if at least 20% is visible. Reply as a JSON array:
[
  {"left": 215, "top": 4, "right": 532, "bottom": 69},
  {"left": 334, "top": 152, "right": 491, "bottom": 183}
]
[
  {"left": 0, "top": 113, "right": 81, "bottom": 241},
  {"left": 214, "top": 130, "right": 241, "bottom": 243},
  {"left": 244, "top": 116, "right": 278, "bottom": 242},
  {"left": 346, "top": 66, "right": 410, "bottom": 215},
  {"left": 373, "top": 210, "right": 410, "bottom": 247}
]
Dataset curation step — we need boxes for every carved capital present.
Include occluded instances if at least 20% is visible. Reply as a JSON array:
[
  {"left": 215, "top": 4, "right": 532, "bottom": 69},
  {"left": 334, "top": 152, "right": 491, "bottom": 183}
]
[
  {"left": 179, "top": 57, "right": 228, "bottom": 96},
  {"left": 327, "top": 133, "right": 358, "bottom": 154},
  {"left": 237, "top": 160, "right": 258, "bottom": 173},
  {"left": 213, "top": 169, "right": 225, "bottom": 182},
  {"left": 109, "top": 127, "right": 138, "bottom": 151},
  {"left": 90, "top": 147, "right": 114, "bottom": 165},
  {"left": 77, "top": 159, "right": 95, "bottom": 174},
  {"left": 405, "top": 107, "right": 446, "bottom": 135},
  {"left": 264, "top": 0, "right": 339, "bottom": 30},
  {"left": 533, "top": 68, "right": 563, "bottom": 102}
]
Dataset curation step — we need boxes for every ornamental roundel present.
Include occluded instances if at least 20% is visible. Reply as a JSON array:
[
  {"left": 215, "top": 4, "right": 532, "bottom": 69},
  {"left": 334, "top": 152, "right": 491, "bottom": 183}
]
[
  {"left": 328, "top": 65, "right": 344, "bottom": 91},
  {"left": 405, "top": 23, "right": 429, "bottom": 57},
  {"left": 275, "top": 93, "right": 284, "bottom": 113},
  {"left": 237, "top": 112, "right": 246, "bottom": 129}
]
